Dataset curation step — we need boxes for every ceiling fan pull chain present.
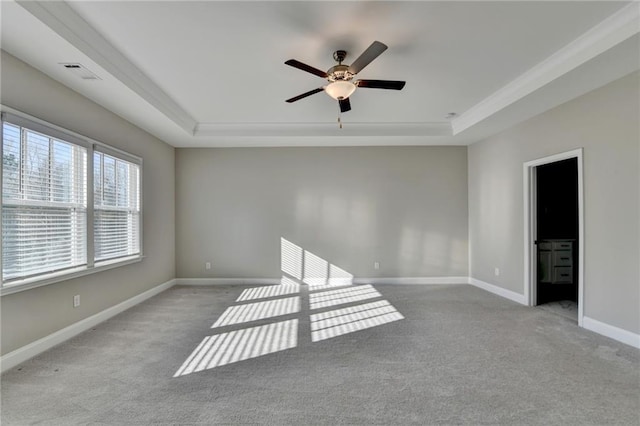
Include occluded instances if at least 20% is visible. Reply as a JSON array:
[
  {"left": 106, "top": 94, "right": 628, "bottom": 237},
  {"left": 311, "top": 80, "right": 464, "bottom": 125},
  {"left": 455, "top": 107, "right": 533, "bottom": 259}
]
[{"left": 338, "top": 115, "right": 343, "bottom": 129}]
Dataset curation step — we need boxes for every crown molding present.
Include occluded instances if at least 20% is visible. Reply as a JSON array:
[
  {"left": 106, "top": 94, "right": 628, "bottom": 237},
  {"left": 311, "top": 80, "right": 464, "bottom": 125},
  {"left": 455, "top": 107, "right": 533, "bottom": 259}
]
[
  {"left": 16, "top": 0, "right": 198, "bottom": 134},
  {"left": 452, "top": 3, "right": 640, "bottom": 135},
  {"left": 13, "top": 1, "right": 638, "bottom": 146},
  {"left": 194, "top": 122, "right": 452, "bottom": 138}
]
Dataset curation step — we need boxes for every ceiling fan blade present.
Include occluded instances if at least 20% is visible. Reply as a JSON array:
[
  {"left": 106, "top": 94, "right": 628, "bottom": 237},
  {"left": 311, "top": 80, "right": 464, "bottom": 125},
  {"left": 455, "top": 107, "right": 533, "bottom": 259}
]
[
  {"left": 356, "top": 79, "right": 406, "bottom": 90},
  {"left": 285, "top": 59, "right": 328, "bottom": 78},
  {"left": 348, "top": 41, "right": 388, "bottom": 74},
  {"left": 285, "top": 87, "right": 324, "bottom": 103},
  {"left": 339, "top": 98, "right": 351, "bottom": 113}
]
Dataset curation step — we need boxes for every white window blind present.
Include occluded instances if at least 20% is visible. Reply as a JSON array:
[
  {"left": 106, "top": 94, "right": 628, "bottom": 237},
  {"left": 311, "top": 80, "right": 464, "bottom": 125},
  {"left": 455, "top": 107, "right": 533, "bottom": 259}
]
[
  {"left": 94, "top": 151, "right": 140, "bottom": 262},
  {"left": 2, "top": 122, "right": 87, "bottom": 281},
  {"left": 2, "top": 111, "right": 143, "bottom": 290}
]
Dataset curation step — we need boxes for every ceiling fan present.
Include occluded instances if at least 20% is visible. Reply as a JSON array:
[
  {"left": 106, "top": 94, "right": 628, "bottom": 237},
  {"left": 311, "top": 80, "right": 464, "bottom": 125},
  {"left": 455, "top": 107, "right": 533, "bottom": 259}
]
[{"left": 285, "top": 41, "right": 406, "bottom": 113}]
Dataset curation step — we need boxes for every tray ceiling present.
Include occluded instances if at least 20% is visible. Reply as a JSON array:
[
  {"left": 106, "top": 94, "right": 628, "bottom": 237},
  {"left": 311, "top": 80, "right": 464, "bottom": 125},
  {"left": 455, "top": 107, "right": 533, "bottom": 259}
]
[{"left": 1, "top": 1, "right": 638, "bottom": 147}]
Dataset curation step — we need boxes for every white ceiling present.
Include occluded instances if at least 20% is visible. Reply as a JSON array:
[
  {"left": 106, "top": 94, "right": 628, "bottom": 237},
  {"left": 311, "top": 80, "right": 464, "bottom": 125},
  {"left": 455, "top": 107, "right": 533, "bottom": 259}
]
[{"left": 1, "top": 1, "right": 639, "bottom": 147}]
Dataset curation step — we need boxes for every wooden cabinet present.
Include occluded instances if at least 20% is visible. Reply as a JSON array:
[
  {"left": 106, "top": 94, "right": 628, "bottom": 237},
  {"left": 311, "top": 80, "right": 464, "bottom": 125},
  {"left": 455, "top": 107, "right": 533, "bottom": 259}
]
[{"left": 538, "top": 240, "right": 574, "bottom": 284}]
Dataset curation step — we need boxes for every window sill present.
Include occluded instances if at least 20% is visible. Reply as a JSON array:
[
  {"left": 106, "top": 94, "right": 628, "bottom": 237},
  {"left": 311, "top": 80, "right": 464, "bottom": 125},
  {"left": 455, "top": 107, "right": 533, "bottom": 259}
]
[{"left": 0, "top": 255, "right": 143, "bottom": 296}]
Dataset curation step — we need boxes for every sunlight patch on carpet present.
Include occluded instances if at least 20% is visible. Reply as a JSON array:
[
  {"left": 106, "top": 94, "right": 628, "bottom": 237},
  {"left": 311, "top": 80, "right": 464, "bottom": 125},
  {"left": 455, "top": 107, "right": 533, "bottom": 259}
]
[
  {"left": 309, "top": 284, "right": 382, "bottom": 310},
  {"left": 310, "top": 300, "right": 404, "bottom": 342},
  {"left": 212, "top": 297, "right": 300, "bottom": 328},
  {"left": 174, "top": 319, "right": 298, "bottom": 376}
]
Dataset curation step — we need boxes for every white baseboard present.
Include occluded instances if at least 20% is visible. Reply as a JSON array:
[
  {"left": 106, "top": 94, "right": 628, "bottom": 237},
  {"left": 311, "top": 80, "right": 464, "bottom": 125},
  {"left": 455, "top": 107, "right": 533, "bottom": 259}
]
[
  {"left": 582, "top": 316, "right": 640, "bottom": 349},
  {"left": 354, "top": 277, "right": 469, "bottom": 285},
  {"left": 469, "top": 277, "right": 526, "bottom": 305},
  {"left": 175, "top": 278, "right": 281, "bottom": 286},
  {"left": 176, "top": 277, "right": 468, "bottom": 286},
  {"left": 468, "top": 278, "right": 639, "bottom": 348},
  {"left": 1, "top": 279, "right": 176, "bottom": 373},
  {"left": 5, "top": 275, "right": 635, "bottom": 374}
]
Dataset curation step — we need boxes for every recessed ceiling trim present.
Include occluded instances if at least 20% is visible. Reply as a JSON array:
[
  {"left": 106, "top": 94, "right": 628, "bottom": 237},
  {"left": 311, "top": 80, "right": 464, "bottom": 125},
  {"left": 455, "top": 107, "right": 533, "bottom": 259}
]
[
  {"left": 195, "top": 122, "right": 452, "bottom": 138},
  {"left": 16, "top": 0, "right": 197, "bottom": 134},
  {"left": 452, "top": 2, "right": 640, "bottom": 135},
  {"left": 186, "top": 135, "right": 461, "bottom": 148}
]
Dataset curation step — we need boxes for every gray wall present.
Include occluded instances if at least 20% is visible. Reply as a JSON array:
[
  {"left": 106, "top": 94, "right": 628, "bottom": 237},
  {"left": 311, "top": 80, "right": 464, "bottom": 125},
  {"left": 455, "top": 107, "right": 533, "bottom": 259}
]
[
  {"left": 176, "top": 146, "right": 468, "bottom": 280},
  {"left": 4, "top": 52, "right": 635, "bottom": 355},
  {"left": 0, "top": 52, "right": 176, "bottom": 355},
  {"left": 468, "top": 71, "right": 639, "bottom": 334}
]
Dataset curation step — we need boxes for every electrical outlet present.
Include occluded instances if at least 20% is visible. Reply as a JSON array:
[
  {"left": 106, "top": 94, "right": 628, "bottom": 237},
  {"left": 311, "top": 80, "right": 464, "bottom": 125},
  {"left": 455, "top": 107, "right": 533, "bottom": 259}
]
[
  {"left": 494, "top": 267, "right": 500, "bottom": 276},
  {"left": 374, "top": 262, "right": 380, "bottom": 270},
  {"left": 73, "top": 294, "right": 80, "bottom": 308},
  {"left": 205, "top": 262, "right": 211, "bottom": 270}
]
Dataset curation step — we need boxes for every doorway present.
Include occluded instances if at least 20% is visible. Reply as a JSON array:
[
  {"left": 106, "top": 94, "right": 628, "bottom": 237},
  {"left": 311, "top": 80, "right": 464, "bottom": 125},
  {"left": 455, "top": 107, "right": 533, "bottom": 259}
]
[
  {"left": 536, "top": 158, "right": 578, "bottom": 320},
  {"left": 524, "top": 149, "right": 584, "bottom": 326}
]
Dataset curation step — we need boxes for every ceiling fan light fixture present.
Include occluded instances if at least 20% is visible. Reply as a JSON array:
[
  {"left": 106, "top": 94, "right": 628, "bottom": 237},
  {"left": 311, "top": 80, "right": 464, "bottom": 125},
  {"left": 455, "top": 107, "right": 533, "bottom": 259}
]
[
  {"left": 285, "top": 41, "right": 404, "bottom": 111},
  {"left": 325, "top": 81, "right": 356, "bottom": 100}
]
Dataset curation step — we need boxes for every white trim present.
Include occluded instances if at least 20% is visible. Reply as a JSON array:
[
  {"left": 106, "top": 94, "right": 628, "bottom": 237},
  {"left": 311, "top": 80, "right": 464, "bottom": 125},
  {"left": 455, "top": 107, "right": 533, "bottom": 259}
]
[
  {"left": 354, "top": 277, "right": 469, "bottom": 285},
  {"left": 0, "top": 279, "right": 176, "bottom": 372},
  {"left": 524, "top": 163, "right": 536, "bottom": 306},
  {"left": 452, "top": 3, "right": 640, "bottom": 134},
  {"left": 3, "top": 110, "right": 91, "bottom": 150},
  {"left": 1, "top": 256, "right": 143, "bottom": 296},
  {"left": 1, "top": 106, "right": 143, "bottom": 163},
  {"left": 582, "top": 316, "right": 640, "bottom": 349},
  {"left": 176, "top": 277, "right": 468, "bottom": 286},
  {"left": 576, "top": 152, "right": 585, "bottom": 325},
  {"left": 469, "top": 277, "right": 526, "bottom": 305},
  {"left": 522, "top": 148, "right": 584, "bottom": 169},
  {"left": 195, "top": 122, "right": 452, "bottom": 138},
  {"left": 175, "top": 278, "right": 281, "bottom": 286},
  {"left": 523, "top": 148, "right": 584, "bottom": 326},
  {"left": 15, "top": 1, "right": 196, "bottom": 134}
]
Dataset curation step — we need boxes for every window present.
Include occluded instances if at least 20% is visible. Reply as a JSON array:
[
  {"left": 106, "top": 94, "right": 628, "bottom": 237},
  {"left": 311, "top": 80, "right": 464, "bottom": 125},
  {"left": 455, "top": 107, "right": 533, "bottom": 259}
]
[
  {"left": 1, "top": 111, "right": 142, "bottom": 290},
  {"left": 94, "top": 152, "right": 140, "bottom": 262},
  {"left": 2, "top": 123, "right": 87, "bottom": 281}
]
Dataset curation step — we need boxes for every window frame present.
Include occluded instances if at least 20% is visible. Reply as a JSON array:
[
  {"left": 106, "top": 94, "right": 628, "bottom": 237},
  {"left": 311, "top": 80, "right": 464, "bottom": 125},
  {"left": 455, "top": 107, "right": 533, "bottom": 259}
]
[
  {"left": 93, "top": 149, "right": 142, "bottom": 264},
  {"left": 1, "top": 107, "right": 143, "bottom": 296}
]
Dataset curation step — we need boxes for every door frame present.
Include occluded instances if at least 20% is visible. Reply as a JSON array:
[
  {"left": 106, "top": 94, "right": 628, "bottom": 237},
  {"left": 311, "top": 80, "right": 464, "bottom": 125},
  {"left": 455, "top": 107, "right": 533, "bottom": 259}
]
[{"left": 523, "top": 148, "right": 584, "bottom": 326}]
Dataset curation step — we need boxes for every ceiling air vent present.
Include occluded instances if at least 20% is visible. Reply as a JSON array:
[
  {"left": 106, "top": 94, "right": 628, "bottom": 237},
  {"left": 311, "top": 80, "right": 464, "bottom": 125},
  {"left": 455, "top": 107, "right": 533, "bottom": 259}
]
[{"left": 59, "top": 63, "right": 101, "bottom": 80}]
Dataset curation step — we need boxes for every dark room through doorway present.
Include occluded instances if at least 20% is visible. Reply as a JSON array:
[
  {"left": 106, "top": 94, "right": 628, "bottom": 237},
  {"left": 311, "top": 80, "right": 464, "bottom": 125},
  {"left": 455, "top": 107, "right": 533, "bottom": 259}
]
[{"left": 535, "top": 157, "right": 579, "bottom": 321}]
